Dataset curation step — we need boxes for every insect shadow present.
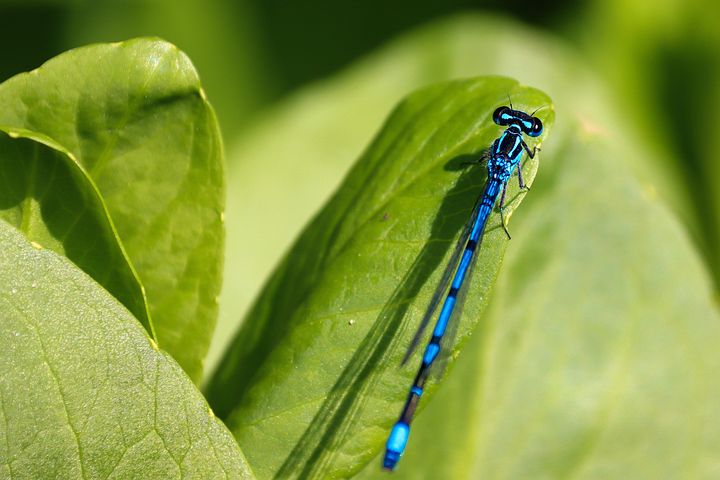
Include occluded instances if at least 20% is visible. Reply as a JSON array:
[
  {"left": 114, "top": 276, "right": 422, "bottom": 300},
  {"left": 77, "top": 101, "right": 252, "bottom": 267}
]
[{"left": 277, "top": 152, "right": 490, "bottom": 478}]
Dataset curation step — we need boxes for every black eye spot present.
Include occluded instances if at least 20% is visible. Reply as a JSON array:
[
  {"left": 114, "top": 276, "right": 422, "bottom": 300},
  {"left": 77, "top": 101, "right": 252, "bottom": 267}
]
[
  {"left": 529, "top": 118, "right": 543, "bottom": 137},
  {"left": 493, "top": 106, "right": 510, "bottom": 125}
]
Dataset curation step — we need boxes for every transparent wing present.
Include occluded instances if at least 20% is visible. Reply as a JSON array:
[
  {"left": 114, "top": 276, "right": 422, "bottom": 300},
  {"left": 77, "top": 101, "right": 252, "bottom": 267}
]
[
  {"left": 430, "top": 219, "right": 485, "bottom": 378},
  {"left": 401, "top": 189, "right": 486, "bottom": 365}
]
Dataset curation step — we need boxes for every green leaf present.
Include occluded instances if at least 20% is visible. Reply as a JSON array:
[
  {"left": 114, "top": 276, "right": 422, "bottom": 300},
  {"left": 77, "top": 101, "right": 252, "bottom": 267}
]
[
  {"left": 209, "top": 13, "right": 720, "bottom": 479},
  {"left": 357, "top": 129, "right": 720, "bottom": 479},
  {"left": 207, "top": 13, "right": 605, "bottom": 374},
  {"left": 0, "top": 39, "right": 224, "bottom": 382},
  {"left": 207, "top": 77, "right": 553, "bottom": 479},
  {"left": 0, "top": 219, "right": 253, "bottom": 479},
  {"left": 0, "top": 128, "right": 152, "bottom": 336}
]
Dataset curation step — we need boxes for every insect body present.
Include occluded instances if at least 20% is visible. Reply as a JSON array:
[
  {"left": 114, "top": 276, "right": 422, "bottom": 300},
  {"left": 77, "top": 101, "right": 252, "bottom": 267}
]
[{"left": 383, "top": 105, "right": 543, "bottom": 471}]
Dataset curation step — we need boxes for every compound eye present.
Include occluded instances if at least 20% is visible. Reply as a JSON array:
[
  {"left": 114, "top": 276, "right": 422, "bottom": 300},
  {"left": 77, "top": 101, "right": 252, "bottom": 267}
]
[
  {"left": 493, "top": 106, "right": 510, "bottom": 125},
  {"left": 529, "top": 117, "right": 543, "bottom": 137}
]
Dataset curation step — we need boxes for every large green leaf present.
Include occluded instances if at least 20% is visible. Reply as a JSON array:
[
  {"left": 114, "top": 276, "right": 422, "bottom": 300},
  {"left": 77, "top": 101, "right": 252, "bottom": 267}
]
[
  {"left": 358, "top": 130, "right": 720, "bottom": 479},
  {"left": 0, "top": 39, "right": 224, "bottom": 382},
  {"left": 0, "top": 127, "right": 151, "bottom": 335},
  {"left": 207, "top": 77, "right": 553, "bottom": 479},
  {"left": 209, "top": 13, "right": 720, "bottom": 479},
  {"left": 0, "top": 219, "right": 253, "bottom": 479}
]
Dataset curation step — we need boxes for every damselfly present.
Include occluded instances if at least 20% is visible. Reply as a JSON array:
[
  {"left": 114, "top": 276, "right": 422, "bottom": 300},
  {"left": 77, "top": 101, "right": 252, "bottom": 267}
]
[{"left": 383, "top": 104, "right": 544, "bottom": 471}]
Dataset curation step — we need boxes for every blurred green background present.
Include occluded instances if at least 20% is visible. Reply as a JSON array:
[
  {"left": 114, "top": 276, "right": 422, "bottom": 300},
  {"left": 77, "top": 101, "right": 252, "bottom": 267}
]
[
  {"left": 4, "top": 0, "right": 720, "bottom": 477},
  {"left": 1, "top": 0, "right": 577, "bottom": 135}
]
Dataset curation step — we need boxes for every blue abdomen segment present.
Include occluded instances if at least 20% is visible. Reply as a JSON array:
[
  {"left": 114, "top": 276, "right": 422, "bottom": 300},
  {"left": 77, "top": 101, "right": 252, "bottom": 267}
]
[
  {"left": 428, "top": 179, "right": 500, "bottom": 344},
  {"left": 384, "top": 422, "right": 410, "bottom": 470},
  {"left": 422, "top": 340, "right": 441, "bottom": 365}
]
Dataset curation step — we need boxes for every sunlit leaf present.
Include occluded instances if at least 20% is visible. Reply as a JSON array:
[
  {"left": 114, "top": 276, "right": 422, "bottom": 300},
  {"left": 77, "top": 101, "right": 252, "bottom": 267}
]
[
  {"left": 0, "top": 219, "right": 253, "bottom": 479},
  {"left": 0, "top": 39, "right": 224, "bottom": 382},
  {"left": 358, "top": 130, "right": 720, "bottom": 479},
  {"left": 0, "top": 128, "right": 151, "bottom": 336},
  {"left": 208, "top": 77, "right": 553, "bottom": 479}
]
